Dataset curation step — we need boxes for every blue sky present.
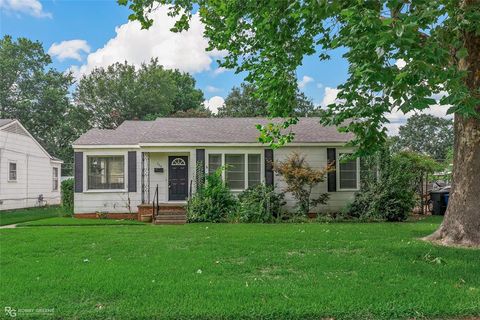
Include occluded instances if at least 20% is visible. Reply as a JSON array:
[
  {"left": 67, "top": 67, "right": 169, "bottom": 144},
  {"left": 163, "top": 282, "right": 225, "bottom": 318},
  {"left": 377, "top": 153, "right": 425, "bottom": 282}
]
[
  {"left": 0, "top": 0, "right": 349, "bottom": 110},
  {"left": 0, "top": 0, "right": 450, "bottom": 133}
]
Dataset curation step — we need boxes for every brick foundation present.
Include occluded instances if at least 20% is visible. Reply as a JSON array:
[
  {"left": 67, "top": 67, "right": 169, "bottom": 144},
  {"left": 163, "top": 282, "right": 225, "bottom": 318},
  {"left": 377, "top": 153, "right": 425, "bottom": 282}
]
[
  {"left": 74, "top": 213, "right": 137, "bottom": 220},
  {"left": 137, "top": 204, "right": 154, "bottom": 221}
]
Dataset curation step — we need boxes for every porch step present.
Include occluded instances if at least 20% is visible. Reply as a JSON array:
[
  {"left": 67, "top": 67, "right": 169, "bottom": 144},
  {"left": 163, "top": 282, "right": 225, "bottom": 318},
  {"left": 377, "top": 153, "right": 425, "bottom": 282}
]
[
  {"left": 158, "top": 207, "right": 186, "bottom": 213},
  {"left": 154, "top": 214, "right": 187, "bottom": 225}
]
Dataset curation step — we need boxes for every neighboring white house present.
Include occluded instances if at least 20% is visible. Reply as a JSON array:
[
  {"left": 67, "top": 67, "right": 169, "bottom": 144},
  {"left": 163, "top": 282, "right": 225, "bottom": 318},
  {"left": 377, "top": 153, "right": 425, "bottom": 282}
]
[
  {"left": 0, "top": 119, "right": 63, "bottom": 210},
  {"left": 72, "top": 118, "right": 359, "bottom": 217}
]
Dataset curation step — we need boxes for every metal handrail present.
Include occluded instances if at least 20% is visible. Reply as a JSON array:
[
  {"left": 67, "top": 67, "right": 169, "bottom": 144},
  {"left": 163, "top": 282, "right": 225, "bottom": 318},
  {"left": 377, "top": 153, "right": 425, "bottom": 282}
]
[{"left": 152, "top": 184, "right": 159, "bottom": 220}]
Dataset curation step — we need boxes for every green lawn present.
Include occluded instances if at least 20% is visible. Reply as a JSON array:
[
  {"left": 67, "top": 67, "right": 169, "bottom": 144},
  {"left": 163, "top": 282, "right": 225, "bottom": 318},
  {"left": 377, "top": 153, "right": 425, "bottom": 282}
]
[
  {"left": 1, "top": 216, "right": 479, "bottom": 319},
  {"left": 0, "top": 206, "right": 63, "bottom": 226},
  {"left": 18, "top": 217, "right": 145, "bottom": 227}
]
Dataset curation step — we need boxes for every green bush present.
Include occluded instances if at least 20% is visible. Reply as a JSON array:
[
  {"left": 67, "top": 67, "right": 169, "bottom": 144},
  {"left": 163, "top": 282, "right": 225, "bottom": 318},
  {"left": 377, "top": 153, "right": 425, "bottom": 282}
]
[
  {"left": 186, "top": 169, "right": 237, "bottom": 222},
  {"left": 234, "top": 184, "right": 285, "bottom": 223},
  {"left": 348, "top": 148, "right": 417, "bottom": 222},
  {"left": 61, "top": 179, "right": 74, "bottom": 215}
]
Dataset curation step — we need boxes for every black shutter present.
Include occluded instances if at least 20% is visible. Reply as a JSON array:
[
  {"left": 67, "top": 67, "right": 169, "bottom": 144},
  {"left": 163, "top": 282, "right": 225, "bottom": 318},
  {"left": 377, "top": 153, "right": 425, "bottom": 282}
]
[
  {"left": 196, "top": 149, "right": 205, "bottom": 187},
  {"left": 74, "top": 152, "right": 83, "bottom": 193},
  {"left": 265, "top": 149, "right": 274, "bottom": 186},
  {"left": 128, "top": 151, "right": 137, "bottom": 192},
  {"left": 327, "top": 148, "right": 337, "bottom": 192}
]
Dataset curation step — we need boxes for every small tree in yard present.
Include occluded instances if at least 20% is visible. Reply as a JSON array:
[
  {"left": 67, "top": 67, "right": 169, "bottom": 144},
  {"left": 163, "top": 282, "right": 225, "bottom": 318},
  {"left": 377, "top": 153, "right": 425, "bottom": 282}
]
[{"left": 274, "top": 153, "right": 331, "bottom": 217}]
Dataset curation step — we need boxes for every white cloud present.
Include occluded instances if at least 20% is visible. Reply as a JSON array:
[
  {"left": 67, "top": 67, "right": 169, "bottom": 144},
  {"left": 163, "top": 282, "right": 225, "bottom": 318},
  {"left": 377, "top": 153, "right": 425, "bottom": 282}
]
[
  {"left": 205, "top": 85, "right": 221, "bottom": 93},
  {"left": 0, "top": 0, "right": 51, "bottom": 18},
  {"left": 321, "top": 87, "right": 341, "bottom": 107},
  {"left": 213, "top": 67, "right": 228, "bottom": 76},
  {"left": 48, "top": 40, "right": 90, "bottom": 62},
  {"left": 203, "top": 96, "right": 224, "bottom": 114},
  {"left": 298, "top": 75, "right": 314, "bottom": 89},
  {"left": 70, "top": 6, "right": 226, "bottom": 79},
  {"left": 395, "top": 59, "right": 407, "bottom": 70}
]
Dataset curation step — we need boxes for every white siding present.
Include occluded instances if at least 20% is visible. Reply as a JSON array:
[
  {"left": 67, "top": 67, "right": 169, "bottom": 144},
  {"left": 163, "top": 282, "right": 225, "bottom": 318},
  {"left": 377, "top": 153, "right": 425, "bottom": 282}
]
[
  {"left": 274, "top": 146, "right": 356, "bottom": 213},
  {"left": 0, "top": 126, "right": 61, "bottom": 210},
  {"left": 74, "top": 149, "right": 141, "bottom": 214},
  {"left": 73, "top": 145, "right": 357, "bottom": 214},
  {"left": 74, "top": 147, "right": 195, "bottom": 214}
]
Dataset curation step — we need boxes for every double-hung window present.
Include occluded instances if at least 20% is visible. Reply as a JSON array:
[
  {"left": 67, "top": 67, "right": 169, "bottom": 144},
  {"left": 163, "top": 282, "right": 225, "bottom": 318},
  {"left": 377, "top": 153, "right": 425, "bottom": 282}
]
[
  {"left": 338, "top": 153, "right": 358, "bottom": 190},
  {"left": 207, "top": 153, "right": 262, "bottom": 190},
  {"left": 87, "top": 156, "right": 125, "bottom": 190},
  {"left": 225, "top": 154, "right": 245, "bottom": 190},
  {"left": 8, "top": 162, "right": 17, "bottom": 181},
  {"left": 208, "top": 154, "right": 222, "bottom": 174},
  {"left": 52, "top": 167, "right": 59, "bottom": 191},
  {"left": 247, "top": 154, "right": 261, "bottom": 187}
]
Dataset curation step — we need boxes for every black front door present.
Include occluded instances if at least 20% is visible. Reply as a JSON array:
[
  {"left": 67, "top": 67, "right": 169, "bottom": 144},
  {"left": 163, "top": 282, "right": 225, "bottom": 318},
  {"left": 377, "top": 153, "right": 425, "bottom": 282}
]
[{"left": 168, "top": 156, "right": 188, "bottom": 201}]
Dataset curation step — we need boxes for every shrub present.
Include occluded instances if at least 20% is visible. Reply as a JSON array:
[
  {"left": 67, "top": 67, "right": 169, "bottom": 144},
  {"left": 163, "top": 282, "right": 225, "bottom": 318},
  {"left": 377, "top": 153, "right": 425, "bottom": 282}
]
[
  {"left": 186, "top": 168, "right": 237, "bottom": 222},
  {"left": 273, "top": 152, "right": 331, "bottom": 216},
  {"left": 348, "top": 148, "right": 417, "bottom": 221},
  {"left": 61, "top": 178, "right": 74, "bottom": 215},
  {"left": 234, "top": 184, "right": 286, "bottom": 223}
]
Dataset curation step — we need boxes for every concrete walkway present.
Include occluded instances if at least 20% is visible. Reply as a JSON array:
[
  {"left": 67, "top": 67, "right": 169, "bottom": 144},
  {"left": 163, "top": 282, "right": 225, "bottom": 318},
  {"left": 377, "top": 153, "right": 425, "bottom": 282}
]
[{"left": 0, "top": 224, "right": 17, "bottom": 229}]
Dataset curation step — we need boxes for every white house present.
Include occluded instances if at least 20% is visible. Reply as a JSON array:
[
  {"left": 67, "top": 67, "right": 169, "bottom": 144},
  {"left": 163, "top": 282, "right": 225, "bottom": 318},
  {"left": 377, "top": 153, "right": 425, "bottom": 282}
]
[
  {"left": 0, "top": 119, "right": 63, "bottom": 210},
  {"left": 72, "top": 118, "right": 359, "bottom": 222}
]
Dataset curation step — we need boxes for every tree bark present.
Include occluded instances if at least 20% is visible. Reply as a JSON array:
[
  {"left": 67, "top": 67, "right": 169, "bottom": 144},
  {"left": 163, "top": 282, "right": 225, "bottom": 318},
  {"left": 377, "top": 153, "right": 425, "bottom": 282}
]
[{"left": 424, "top": 0, "right": 480, "bottom": 247}]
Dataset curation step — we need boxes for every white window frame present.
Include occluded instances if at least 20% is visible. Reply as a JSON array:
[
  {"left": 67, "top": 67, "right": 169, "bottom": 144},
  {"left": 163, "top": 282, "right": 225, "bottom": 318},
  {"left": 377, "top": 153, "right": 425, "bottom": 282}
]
[
  {"left": 336, "top": 150, "right": 360, "bottom": 191},
  {"left": 52, "top": 167, "right": 59, "bottom": 191},
  {"left": 83, "top": 152, "right": 128, "bottom": 193},
  {"left": 8, "top": 161, "right": 17, "bottom": 182},
  {"left": 205, "top": 150, "right": 264, "bottom": 192}
]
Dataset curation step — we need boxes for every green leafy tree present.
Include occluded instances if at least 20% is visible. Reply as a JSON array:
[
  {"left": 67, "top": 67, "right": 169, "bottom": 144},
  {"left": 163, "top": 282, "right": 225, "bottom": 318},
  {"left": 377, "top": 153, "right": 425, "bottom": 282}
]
[
  {"left": 74, "top": 59, "right": 205, "bottom": 128},
  {"left": 169, "top": 108, "right": 212, "bottom": 118},
  {"left": 218, "top": 83, "right": 268, "bottom": 117},
  {"left": 392, "top": 114, "right": 454, "bottom": 161},
  {"left": 0, "top": 35, "right": 85, "bottom": 169},
  {"left": 121, "top": 0, "right": 480, "bottom": 246},
  {"left": 218, "top": 83, "right": 319, "bottom": 117}
]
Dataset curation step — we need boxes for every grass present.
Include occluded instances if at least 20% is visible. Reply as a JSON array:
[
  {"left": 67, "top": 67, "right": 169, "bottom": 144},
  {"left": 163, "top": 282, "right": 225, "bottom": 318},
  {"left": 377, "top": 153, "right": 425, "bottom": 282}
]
[
  {"left": 1, "top": 216, "right": 479, "bottom": 319},
  {"left": 18, "top": 217, "right": 145, "bottom": 227},
  {"left": 0, "top": 206, "right": 63, "bottom": 226}
]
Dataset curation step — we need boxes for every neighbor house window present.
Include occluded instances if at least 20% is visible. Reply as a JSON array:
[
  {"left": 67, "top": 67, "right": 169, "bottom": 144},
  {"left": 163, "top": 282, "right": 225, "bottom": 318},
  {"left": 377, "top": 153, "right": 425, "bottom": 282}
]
[
  {"left": 248, "top": 154, "right": 261, "bottom": 187},
  {"left": 8, "top": 162, "right": 17, "bottom": 181},
  {"left": 338, "top": 153, "right": 358, "bottom": 190},
  {"left": 87, "top": 156, "right": 125, "bottom": 190},
  {"left": 208, "top": 154, "right": 222, "bottom": 174},
  {"left": 52, "top": 167, "right": 59, "bottom": 191},
  {"left": 225, "top": 154, "right": 245, "bottom": 190}
]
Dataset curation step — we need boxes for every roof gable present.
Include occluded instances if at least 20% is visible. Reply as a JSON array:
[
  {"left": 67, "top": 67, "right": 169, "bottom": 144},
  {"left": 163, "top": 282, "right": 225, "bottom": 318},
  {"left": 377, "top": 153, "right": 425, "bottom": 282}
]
[{"left": 0, "top": 119, "right": 61, "bottom": 162}]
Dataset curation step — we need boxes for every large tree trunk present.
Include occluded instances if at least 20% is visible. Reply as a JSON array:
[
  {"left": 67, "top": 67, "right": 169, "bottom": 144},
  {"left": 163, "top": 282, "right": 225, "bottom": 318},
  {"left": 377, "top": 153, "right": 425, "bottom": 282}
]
[
  {"left": 424, "top": 115, "right": 480, "bottom": 247},
  {"left": 424, "top": 0, "right": 480, "bottom": 247}
]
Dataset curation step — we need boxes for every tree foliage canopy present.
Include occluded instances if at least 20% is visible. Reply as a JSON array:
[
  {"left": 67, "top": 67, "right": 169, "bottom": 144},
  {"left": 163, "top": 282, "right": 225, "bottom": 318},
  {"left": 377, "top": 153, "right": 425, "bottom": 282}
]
[
  {"left": 75, "top": 59, "right": 206, "bottom": 128},
  {"left": 218, "top": 83, "right": 319, "bottom": 118},
  {"left": 391, "top": 114, "right": 454, "bottom": 161},
  {"left": 0, "top": 35, "right": 88, "bottom": 166},
  {"left": 120, "top": 0, "right": 480, "bottom": 151}
]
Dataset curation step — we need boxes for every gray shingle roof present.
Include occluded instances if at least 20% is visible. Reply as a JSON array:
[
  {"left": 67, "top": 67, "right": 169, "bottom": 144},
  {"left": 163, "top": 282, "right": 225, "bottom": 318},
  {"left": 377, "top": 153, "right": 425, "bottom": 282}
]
[
  {"left": 73, "top": 117, "right": 352, "bottom": 146},
  {"left": 0, "top": 119, "right": 15, "bottom": 127}
]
